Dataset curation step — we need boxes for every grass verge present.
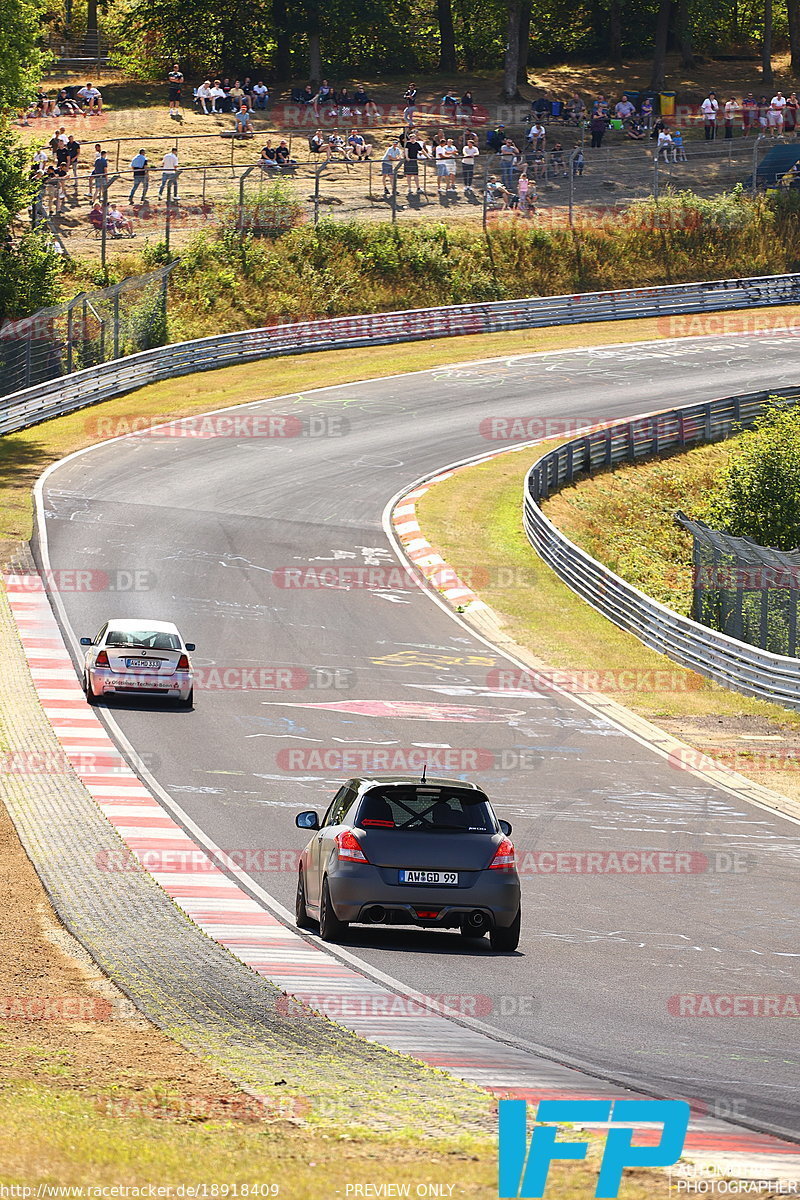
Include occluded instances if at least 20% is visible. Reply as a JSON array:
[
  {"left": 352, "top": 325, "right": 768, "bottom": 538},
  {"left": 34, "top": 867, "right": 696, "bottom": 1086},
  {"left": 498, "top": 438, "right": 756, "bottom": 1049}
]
[{"left": 416, "top": 443, "right": 800, "bottom": 804}]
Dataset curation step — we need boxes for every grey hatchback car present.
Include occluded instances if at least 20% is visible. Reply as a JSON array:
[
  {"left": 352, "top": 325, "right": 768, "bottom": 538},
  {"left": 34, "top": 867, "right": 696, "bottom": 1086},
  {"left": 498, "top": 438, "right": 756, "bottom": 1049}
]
[{"left": 295, "top": 776, "right": 521, "bottom": 951}]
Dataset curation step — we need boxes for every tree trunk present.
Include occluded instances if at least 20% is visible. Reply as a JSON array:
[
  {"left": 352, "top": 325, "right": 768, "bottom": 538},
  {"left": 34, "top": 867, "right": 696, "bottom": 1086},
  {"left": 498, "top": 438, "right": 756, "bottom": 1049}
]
[
  {"left": 272, "top": 0, "right": 292, "bottom": 80},
  {"left": 762, "top": 0, "right": 774, "bottom": 89},
  {"left": 609, "top": 0, "right": 622, "bottom": 65},
  {"left": 649, "top": 0, "right": 672, "bottom": 90},
  {"left": 307, "top": 0, "right": 321, "bottom": 88},
  {"left": 437, "top": 0, "right": 458, "bottom": 71},
  {"left": 676, "top": 0, "right": 695, "bottom": 66},
  {"left": 502, "top": 0, "right": 522, "bottom": 101},
  {"left": 789, "top": 0, "right": 800, "bottom": 73},
  {"left": 84, "top": 0, "right": 98, "bottom": 55},
  {"left": 517, "top": 0, "right": 532, "bottom": 84}
]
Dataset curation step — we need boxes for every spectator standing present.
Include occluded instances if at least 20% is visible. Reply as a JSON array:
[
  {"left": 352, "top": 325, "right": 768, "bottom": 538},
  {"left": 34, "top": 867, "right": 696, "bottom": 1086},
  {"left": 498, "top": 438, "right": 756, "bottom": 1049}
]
[
  {"left": 65, "top": 135, "right": 80, "bottom": 185},
  {"left": 403, "top": 132, "right": 425, "bottom": 192},
  {"left": 499, "top": 136, "right": 519, "bottom": 188},
  {"left": 461, "top": 134, "right": 479, "bottom": 191},
  {"left": 757, "top": 96, "right": 770, "bottom": 133},
  {"left": 724, "top": 97, "right": 738, "bottom": 139},
  {"left": 88, "top": 146, "right": 107, "bottom": 200},
  {"left": 461, "top": 90, "right": 475, "bottom": 116},
  {"left": 701, "top": 93, "right": 718, "bottom": 139},
  {"left": 640, "top": 96, "right": 654, "bottom": 130},
  {"left": 671, "top": 128, "right": 687, "bottom": 161},
  {"left": 167, "top": 63, "right": 183, "bottom": 114},
  {"left": 742, "top": 92, "right": 757, "bottom": 136},
  {"left": 589, "top": 112, "right": 606, "bottom": 148},
  {"left": 128, "top": 149, "right": 149, "bottom": 203},
  {"left": 769, "top": 92, "right": 787, "bottom": 137},
  {"left": 158, "top": 148, "right": 180, "bottom": 200},
  {"left": 381, "top": 139, "right": 403, "bottom": 195},
  {"left": 785, "top": 93, "right": 799, "bottom": 135},
  {"left": 573, "top": 148, "right": 585, "bottom": 175}
]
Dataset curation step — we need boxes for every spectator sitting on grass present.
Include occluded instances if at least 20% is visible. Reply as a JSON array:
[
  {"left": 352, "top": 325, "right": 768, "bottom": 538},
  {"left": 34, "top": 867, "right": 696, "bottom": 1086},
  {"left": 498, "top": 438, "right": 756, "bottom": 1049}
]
[
  {"left": 486, "top": 123, "right": 505, "bottom": 152},
  {"left": 486, "top": 175, "right": 513, "bottom": 209},
  {"left": 252, "top": 81, "right": 269, "bottom": 109},
  {"left": 550, "top": 142, "right": 567, "bottom": 175},
  {"left": 33, "top": 90, "right": 56, "bottom": 118},
  {"left": 234, "top": 103, "right": 254, "bottom": 136},
  {"left": 209, "top": 81, "right": 225, "bottom": 112},
  {"left": 77, "top": 82, "right": 103, "bottom": 114},
  {"left": 527, "top": 120, "right": 545, "bottom": 151},
  {"left": 195, "top": 81, "right": 214, "bottom": 114},
  {"left": 461, "top": 90, "right": 475, "bottom": 115},
  {"left": 625, "top": 116, "right": 646, "bottom": 139},
  {"left": 313, "top": 80, "right": 335, "bottom": 114},
  {"left": 442, "top": 91, "right": 459, "bottom": 118},
  {"left": 274, "top": 140, "right": 297, "bottom": 171},
  {"left": 56, "top": 89, "right": 82, "bottom": 117},
  {"left": 309, "top": 129, "right": 330, "bottom": 159},
  {"left": 353, "top": 84, "right": 377, "bottom": 114},
  {"left": 229, "top": 81, "right": 245, "bottom": 109},
  {"left": 347, "top": 129, "right": 370, "bottom": 160},
  {"left": 259, "top": 142, "right": 279, "bottom": 170}
]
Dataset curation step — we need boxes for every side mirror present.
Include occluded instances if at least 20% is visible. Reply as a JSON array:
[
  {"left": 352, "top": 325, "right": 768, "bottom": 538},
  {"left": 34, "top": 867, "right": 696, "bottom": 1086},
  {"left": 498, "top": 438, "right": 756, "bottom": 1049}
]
[
  {"left": 184, "top": 643, "right": 196, "bottom": 652},
  {"left": 499, "top": 819, "right": 512, "bottom": 836},
  {"left": 296, "top": 810, "right": 320, "bottom": 830},
  {"left": 79, "top": 637, "right": 92, "bottom": 646}
]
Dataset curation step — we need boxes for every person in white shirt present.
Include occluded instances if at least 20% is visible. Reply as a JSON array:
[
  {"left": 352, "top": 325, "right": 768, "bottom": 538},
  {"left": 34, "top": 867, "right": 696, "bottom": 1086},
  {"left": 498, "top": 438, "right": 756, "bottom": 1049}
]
[
  {"left": 77, "top": 83, "right": 102, "bottom": 114},
  {"left": 461, "top": 135, "right": 479, "bottom": 191},
  {"left": 195, "top": 81, "right": 213, "bottom": 114},
  {"left": 527, "top": 121, "right": 546, "bottom": 151},
  {"left": 768, "top": 92, "right": 787, "bottom": 136},
  {"left": 656, "top": 127, "right": 673, "bottom": 160},
  {"left": 381, "top": 140, "right": 403, "bottom": 195},
  {"left": 158, "top": 149, "right": 180, "bottom": 200},
  {"left": 723, "top": 97, "right": 738, "bottom": 139},
  {"left": 701, "top": 93, "right": 718, "bottom": 140},
  {"left": 209, "top": 81, "right": 225, "bottom": 113},
  {"left": 252, "top": 81, "right": 269, "bottom": 110}
]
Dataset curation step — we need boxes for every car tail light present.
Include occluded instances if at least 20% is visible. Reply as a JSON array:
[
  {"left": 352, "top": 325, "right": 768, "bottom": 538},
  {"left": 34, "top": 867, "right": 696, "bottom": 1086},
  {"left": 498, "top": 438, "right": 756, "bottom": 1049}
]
[
  {"left": 177, "top": 654, "right": 190, "bottom": 670},
  {"left": 335, "top": 831, "right": 368, "bottom": 863},
  {"left": 95, "top": 650, "right": 109, "bottom": 666},
  {"left": 489, "top": 838, "right": 515, "bottom": 870}
]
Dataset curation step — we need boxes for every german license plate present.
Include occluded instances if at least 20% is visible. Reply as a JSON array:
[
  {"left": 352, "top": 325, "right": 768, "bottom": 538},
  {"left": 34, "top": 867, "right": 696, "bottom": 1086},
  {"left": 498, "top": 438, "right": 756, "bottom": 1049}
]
[
  {"left": 398, "top": 870, "right": 458, "bottom": 885},
  {"left": 125, "top": 658, "right": 159, "bottom": 669}
]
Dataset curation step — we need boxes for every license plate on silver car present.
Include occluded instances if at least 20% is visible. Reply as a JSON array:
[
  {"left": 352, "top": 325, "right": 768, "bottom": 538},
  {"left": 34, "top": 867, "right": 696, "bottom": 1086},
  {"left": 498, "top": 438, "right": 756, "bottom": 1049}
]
[
  {"left": 125, "top": 658, "right": 159, "bottom": 669},
  {"left": 398, "top": 870, "right": 459, "bottom": 885}
]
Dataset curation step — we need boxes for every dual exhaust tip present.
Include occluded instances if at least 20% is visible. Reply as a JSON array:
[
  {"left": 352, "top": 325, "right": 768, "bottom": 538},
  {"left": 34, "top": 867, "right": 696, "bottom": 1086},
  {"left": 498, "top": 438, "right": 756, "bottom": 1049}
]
[{"left": 361, "top": 905, "right": 489, "bottom": 929}]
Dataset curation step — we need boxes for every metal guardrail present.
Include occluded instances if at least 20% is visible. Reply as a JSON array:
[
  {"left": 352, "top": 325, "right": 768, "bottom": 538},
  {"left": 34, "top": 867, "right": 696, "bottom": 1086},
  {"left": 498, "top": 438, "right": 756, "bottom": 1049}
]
[
  {"left": 522, "top": 386, "right": 800, "bottom": 711},
  {"left": 2, "top": 272, "right": 800, "bottom": 436}
]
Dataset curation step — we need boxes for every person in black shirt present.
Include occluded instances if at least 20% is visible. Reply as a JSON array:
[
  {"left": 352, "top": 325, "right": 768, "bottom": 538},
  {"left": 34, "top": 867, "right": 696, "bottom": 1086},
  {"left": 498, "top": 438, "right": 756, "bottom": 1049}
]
[
  {"left": 403, "top": 133, "right": 425, "bottom": 193},
  {"left": 167, "top": 63, "right": 184, "bottom": 113}
]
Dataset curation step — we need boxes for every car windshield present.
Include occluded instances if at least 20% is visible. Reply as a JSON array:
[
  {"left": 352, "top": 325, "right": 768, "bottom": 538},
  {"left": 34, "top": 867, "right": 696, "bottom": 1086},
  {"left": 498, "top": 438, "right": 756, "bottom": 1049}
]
[
  {"left": 356, "top": 786, "right": 494, "bottom": 833},
  {"left": 106, "top": 629, "right": 181, "bottom": 651}
]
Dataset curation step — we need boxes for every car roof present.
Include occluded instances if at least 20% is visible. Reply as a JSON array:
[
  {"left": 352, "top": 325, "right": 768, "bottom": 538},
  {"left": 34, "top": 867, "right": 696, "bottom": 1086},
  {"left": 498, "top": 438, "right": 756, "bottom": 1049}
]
[
  {"left": 105, "top": 619, "right": 181, "bottom": 633},
  {"left": 351, "top": 776, "right": 485, "bottom": 792}
]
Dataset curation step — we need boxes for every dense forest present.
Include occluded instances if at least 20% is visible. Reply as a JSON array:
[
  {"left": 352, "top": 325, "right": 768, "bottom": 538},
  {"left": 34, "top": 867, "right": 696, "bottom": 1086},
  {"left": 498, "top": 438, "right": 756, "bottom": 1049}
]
[{"left": 39, "top": 0, "right": 800, "bottom": 97}]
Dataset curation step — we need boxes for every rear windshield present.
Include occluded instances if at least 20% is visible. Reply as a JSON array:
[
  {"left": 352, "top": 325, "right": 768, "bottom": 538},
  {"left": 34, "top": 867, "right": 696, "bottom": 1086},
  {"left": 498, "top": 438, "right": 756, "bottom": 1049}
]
[
  {"left": 106, "top": 629, "right": 181, "bottom": 651},
  {"left": 356, "top": 786, "right": 494, "bottom": 833}
]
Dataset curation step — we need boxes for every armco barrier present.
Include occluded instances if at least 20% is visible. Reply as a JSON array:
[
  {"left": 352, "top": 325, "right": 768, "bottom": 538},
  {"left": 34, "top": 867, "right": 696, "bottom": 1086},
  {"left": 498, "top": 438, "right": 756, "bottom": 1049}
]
[
  {"left": 2, "top": 272, "right": 800, "bottom": 436},
  {"left": 523, "top": 387, "right": 800, "bottom": 710}
]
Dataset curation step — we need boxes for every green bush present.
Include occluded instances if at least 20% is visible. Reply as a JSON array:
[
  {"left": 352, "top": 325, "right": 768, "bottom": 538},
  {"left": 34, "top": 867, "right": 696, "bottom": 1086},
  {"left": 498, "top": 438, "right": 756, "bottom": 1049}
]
[{"left": 702, "top": 400, "right": 800, "bottom": 550}]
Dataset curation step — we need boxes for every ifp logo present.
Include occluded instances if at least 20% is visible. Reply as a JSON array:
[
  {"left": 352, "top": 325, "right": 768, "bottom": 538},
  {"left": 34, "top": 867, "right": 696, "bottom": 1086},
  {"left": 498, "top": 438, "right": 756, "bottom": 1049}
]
[{"left": 498, "top": 1099, "right": 690, "bottom": 1197}]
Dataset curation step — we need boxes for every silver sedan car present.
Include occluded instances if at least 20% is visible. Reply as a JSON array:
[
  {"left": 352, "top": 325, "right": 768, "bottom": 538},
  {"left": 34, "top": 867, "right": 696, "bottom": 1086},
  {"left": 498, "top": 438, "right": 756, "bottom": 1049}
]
[
  {"left": 295, "top": 776, "right": 521, "bottom": 951},
  {"left": 80, "top": 619, "right": 195, "bottom": 707}
]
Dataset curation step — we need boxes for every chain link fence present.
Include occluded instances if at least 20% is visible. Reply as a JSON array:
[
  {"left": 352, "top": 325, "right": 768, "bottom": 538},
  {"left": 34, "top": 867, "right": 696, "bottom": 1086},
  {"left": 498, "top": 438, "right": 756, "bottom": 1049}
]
[
  {"left": 0, "top": 263, "right": 176, "bottom": 397},
  {"left": 677, "top": 511, "right": 800, "bottom": 657}
]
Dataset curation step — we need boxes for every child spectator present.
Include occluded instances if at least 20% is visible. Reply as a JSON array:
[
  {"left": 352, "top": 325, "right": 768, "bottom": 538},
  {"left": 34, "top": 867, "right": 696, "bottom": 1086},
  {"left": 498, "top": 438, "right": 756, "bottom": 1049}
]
[{"left": 671, "top": 128, "right": 687, "bottom": 161}]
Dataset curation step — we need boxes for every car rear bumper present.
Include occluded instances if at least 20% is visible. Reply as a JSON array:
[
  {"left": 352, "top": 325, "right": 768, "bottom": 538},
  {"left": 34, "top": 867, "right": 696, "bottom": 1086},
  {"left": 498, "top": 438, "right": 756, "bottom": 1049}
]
[
  {"left": 88, "top": 667, "right": 193, "bottom": 701},
  {"left": 326, "top": 862, "right": 520, "bottom": 927}
]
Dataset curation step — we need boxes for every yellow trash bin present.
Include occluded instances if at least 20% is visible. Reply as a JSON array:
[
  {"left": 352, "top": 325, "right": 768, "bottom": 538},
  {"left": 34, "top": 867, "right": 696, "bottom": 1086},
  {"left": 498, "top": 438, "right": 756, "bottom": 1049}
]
[{"left": 660, "top": 91, "right": 676, "bottom": 118}]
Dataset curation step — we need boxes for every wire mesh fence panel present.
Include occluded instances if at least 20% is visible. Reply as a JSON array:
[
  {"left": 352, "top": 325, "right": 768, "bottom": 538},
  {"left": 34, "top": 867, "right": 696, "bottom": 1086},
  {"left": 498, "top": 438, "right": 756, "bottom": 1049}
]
[
  {"left": 677, "top": 512, "right": 800, "bottom": 657},
  {"left": 0, "top": 263, "right": 175, "bottom": 397}
]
